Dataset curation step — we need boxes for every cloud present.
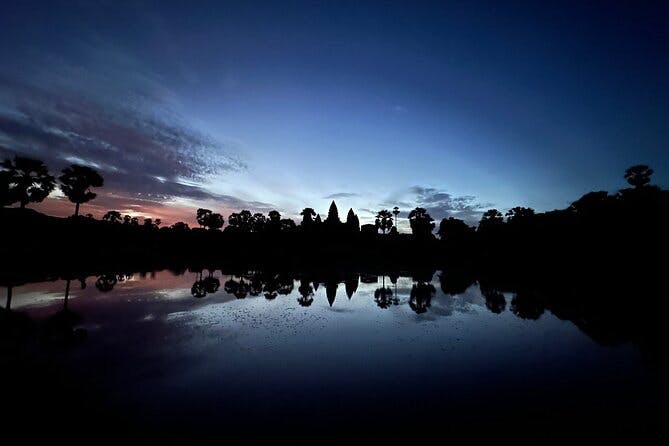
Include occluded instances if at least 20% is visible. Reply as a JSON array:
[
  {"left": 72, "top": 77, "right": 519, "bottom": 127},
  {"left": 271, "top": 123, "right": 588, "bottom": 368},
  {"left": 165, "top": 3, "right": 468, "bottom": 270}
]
[
  {"left": 323, "top": 192, "right": 360, "bottom": 199},
  {"left": 409, "top": 186, "right": 490, "bottom": 224},
  {"left": 0, "top": 53, "right": 269, "bottom": 221}
]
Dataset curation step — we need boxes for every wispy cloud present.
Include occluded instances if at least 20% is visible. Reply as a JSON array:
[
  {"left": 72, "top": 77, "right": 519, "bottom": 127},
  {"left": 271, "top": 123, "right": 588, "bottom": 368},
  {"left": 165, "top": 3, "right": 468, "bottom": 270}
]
[
  {"left": 323, "top": 192, "right": 360, "bottom": 199},
  {"left": 0, "top": 40, "right": 264, "bottom": 221}
]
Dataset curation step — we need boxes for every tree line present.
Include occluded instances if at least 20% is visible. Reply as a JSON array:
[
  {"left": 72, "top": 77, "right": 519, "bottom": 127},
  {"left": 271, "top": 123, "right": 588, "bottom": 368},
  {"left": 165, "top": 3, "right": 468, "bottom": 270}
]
[{"left": 1, "top": 155, "right": 666, "bottom": 246}]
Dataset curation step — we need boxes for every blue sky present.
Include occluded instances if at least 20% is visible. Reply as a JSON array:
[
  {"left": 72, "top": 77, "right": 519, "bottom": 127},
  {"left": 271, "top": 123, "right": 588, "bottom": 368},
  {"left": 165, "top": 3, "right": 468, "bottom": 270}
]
[{"left": 1, "top": 0, "right": 667, "bottom": 228}]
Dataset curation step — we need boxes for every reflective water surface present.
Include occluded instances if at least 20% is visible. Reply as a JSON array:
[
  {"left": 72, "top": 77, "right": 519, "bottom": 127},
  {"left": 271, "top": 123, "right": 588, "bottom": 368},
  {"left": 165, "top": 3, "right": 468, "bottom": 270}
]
[{"left": 1, "top": 269, "right": 667, "bottom": 440}]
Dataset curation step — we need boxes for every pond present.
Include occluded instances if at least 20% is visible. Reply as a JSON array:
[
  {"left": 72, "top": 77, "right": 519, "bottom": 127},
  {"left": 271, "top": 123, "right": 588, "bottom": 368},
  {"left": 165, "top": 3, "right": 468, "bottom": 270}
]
[{"left": 1, "top": 269, "right": 666, "bottom": 441}]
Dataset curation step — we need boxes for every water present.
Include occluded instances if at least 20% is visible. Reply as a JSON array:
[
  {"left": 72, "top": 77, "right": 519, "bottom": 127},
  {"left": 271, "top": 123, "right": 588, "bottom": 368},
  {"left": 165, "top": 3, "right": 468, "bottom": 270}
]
[{"left": 1, "top": 270, "right": 666, "bottom": 441}]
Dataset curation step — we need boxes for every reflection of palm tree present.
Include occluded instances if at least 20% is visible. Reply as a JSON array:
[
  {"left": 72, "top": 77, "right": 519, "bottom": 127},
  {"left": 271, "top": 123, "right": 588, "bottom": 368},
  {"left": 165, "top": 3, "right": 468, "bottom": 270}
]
[
  {"left": 44, "top": 279, "right": 86, "bottom": 344},
  {"left": 409, "top": 283, "right": 436, "bottom": 314},
  {"left": 191, "top": 280, "right": 207, "bottom": 298},
  {"left": 0, "top": 284, "right": 33, "bottom": 343},
  {"left": 297, "top": 279, "right": 314, "bottom": 307},
  {"left": 59, "top": 165, "right": 104, "bottom": 217},
  {"left": 277, "top": 275, "right": 294, "bottom": 295},
  {"left": 374, "top": 280, "right": 398, "bottom": 309},
  {"left": 191, "top": 271, "right": 217, "bottom": 298},
  {"left": 480, "top": 284, "right": 506, "bottom": 314},
  {"left": 203, "top": 273, "right": 220, "bottom": 294},
  {"left": 224, "top": 277, "right": 250, "bottom": 299},
  {"left": 95, "top": 274, "right": 118, "bottom": 292}
]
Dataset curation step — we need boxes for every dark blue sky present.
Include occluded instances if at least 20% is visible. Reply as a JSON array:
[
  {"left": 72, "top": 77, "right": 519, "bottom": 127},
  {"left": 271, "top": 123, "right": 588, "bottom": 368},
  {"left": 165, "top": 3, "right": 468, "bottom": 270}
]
[{"left": 1, "top": 0, "right": 667, "bottom": 226}]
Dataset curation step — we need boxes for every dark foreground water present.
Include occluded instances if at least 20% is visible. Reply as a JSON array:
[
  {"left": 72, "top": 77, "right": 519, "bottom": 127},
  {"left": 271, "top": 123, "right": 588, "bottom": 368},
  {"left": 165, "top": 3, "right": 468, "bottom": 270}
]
[{"left": 1, "top": 270, "right": 667, "bottom": 441}]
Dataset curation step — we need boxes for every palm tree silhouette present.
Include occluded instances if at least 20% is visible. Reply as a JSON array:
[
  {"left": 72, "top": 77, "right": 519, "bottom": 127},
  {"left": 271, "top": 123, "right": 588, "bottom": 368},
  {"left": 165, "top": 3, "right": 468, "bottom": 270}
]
[
  {"left": 374, "top": 275, "right": 398, "bottom": 308},
  {"left": 95, "top": 274, "right": 118, "bottom": 292},
  {"left": 297, "top": 279, "right": 314, "bottom": 307},
  {"left": 59, "top": 165, "right": 104, "bottom": 217},
  {"left": 1, "top": 156, "right": 55, "bottom": 209},
  {"left": 393, "top": 206, "right": 400, "bottom": 227},
  {"left": 375, "top": 209, "right": 394, "bottom": 234}
]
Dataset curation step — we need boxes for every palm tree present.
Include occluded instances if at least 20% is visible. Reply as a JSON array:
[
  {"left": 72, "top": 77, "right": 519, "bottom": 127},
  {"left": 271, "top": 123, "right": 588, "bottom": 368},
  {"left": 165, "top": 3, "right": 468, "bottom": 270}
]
[
  {"left": 59, "top": 165, "right": 104, "bottom": 217},
  {"left": 393, "top": 206, "right": 400, "bottom": 226},
  {"left": 102, "top": 210, "right": 122, "bottom": 223},
  {"left": 375, "top": 209, "right": 394, "bottom": 234},
  {"left": 1, "top": 156, "right": 55, "bottom": 209},
  {"left": 624, "top": 164, "right": 654, "bottom": 188}
]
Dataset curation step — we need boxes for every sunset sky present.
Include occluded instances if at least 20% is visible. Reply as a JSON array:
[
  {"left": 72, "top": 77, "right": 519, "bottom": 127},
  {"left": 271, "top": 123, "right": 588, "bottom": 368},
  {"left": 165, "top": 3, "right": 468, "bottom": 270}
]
[{"left": 1, "top": 1, "right": 667, "bottom": 229}]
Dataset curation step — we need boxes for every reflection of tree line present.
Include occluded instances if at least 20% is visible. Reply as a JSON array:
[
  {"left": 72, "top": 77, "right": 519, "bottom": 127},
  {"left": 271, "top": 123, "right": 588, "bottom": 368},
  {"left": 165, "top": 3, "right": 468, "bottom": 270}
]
[{"left": 2, "top": 266, "right": 668, "bottom": 365}]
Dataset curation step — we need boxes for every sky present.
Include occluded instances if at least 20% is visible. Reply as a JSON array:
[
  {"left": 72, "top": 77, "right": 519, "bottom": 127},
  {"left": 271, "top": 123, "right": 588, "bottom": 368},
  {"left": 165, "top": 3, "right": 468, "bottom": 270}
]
[{"left": 1, "top": 0, "right": 667, "bottom": 229}]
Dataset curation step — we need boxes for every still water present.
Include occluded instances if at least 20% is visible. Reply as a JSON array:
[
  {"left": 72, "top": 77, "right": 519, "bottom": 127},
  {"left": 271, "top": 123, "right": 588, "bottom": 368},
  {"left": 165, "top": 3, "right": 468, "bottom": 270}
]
[{"left": 1, "top": 270, "right": 666, "bottom": 440}]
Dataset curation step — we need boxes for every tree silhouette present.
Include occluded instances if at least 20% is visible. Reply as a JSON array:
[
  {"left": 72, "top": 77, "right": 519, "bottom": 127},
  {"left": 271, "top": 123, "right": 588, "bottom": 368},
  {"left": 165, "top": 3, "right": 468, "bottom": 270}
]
[
  {"left": 196, "top": 208, "right": 212, "bottom": 229},
  {"left": 478, "top": 209, "right": 504, "bottom": 231},
  {"left": 437, "top": 217, "right": 473, "bottom": 241},
  {"left": 1, "top": 156, "right": 55, "bottom": 209},
  {"left": 393, "top": 206, "right": 400, "bottom": 226},
  {"left": 408, "top": 207, "right": 435, "bottom": 238},
  {"left": 59, "top": 165, "right": 104, "bottom": 217},
  {"left": 280, "top": 218, "right": 297, "bottom": 232},
  {"left": 505, "top": 206, "right": 535, "bottom": 223},
  {"left": 228, "top": 210, "right": 253, "bottom": 232},
  {"left": 624, "top": 164, "right": 653, "bottom": 188},
  {"left": 208, "top": 213, "right": 225, "bottom": 231},
  {"left": 267, "top": 210, "right": 282, "bottom": 232},
  {"left": 569, "top": 191, "right": 613, "bottom": 216},
  {"left": 102, "top": 210, "right": 122, "bottom": 223},
  {"left": 252, "top": 213, "right": 266, "bottom": 232},
  {"left": 300, "top": 207, "right": 317, "bottom": 226},
  {"left": 171, "top": 221, "right": 190, "bottom": 231},
  {"left": 375, "top": 209, "right": 394, "bottom": 234}
]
